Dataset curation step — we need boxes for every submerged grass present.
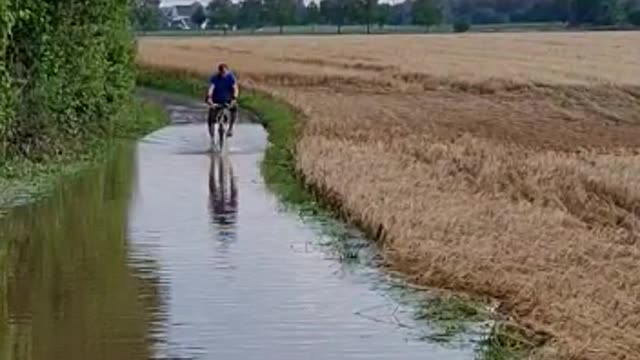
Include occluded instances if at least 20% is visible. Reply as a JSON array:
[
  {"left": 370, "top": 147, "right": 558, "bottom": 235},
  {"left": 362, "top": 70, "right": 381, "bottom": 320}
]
[
  {"left": 0, "top": 100, "right": 169, "bottom": 210},
  {"left": 135, "top": 65, "right": 537, "bottom": 360},
  {"left": 416, "top": 295, "right": 484, "bottom": 342},
  {"left": 478, "top": 329, "right": 531, "bottom": 360}
]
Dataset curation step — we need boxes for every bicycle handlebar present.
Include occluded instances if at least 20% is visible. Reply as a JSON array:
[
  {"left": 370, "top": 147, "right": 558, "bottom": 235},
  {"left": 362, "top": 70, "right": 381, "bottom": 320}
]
[{"left": 208, "top": 100, "right": 236, "bottom": 109}]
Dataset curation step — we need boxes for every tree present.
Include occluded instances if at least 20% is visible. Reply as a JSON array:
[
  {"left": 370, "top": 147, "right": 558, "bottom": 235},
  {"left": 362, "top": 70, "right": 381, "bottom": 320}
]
[
  {"left": 453, "top": 19, "right": 471, "bottom": 31},
  {"left": 364, "top": 0, "right": 379, "bottom": 33},
  {"left": 451, "top": 0, "right": 474, "bottom": 19},
  {"left": 567, "top": 0, "right": 623, "bottom": 25},
  {"left": 207, "top": 0, "right": 237, "bottom": 33},
  {"left": 492, "top": 0, "right": 522, "bottom": 14},
  {"left": 412, "top": 0, "right": 442, "bottom": 31},
  {"left": 595, "top": 0, "right": 623, "bottom": 24},
  {"left": 321, "top": 0, "right": 350, "bottom": 33},
  {"left": 376, "top": 3, "right": 392, "bottom": 28},
  {"left": 306, "top": 1, "right": 322, "bottom": 29},
  {"left": 351, "top": 0, "right": 378, "bottom": 33},
  {"left": 510, "top": 0, "right": 570, "bottom": 23},
  {"left": 132, "top": 0, "right": 162, "bottom": 32},
  {"left": 236, "top": 0, "right": 264, "bottom": 29},
  {"left": 294, "top": 0, "right": 308, "bottom": 24},
  {"left": 622, "top": 0, "right": 640, "bottom": 15},
  {"left": 389, "top": 1, "right": 412, "bottom": 25},
  {"left": 320, "top": 0, "right": 334, "bottom": 26},
  {"left": 630, "top": 8, "right": 640, "bottom": 25},
  {"left": 264, "top": 0, "right": 297, "bottom": 33},
  {"left": 470, "top": 7, "right": 509, "bottom": 23},
  {"left": 191, "top": 3, "right": 207, "bottom": 29}
]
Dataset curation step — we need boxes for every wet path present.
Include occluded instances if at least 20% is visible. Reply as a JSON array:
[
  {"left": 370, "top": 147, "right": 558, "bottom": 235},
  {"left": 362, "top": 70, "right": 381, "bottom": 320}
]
[{"left": 0, "top": 92, "right": 484, "bottom": 360}]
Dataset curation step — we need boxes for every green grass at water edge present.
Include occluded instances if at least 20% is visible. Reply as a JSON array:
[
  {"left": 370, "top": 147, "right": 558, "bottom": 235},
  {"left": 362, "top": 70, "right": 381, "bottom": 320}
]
[
  {"left": 475, "top": 322, "right": 546, "bottom": 360},
  {"left": 240, "top": 94, "right": 316, "bottom": 208},
  {"left": 137, "top": 65, "right": 205, "bottom": 99},
  {"left": 135, "top": 65, "right": 545, "bottom": 360},
  {"left": 0, "top": 100, "right": 169, "bottom": 211},
  {"left": 415, "top": 295, "right": 486, "bottom": 342}
]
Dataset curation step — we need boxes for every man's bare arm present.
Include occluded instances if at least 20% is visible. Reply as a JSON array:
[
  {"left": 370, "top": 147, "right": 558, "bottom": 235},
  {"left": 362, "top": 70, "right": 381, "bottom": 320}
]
[{"left": 207, "top": 84, "right": 215, "bottom": 104}]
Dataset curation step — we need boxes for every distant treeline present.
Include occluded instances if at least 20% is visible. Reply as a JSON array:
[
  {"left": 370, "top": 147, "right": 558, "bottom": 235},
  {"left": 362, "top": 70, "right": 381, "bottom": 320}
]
[{"left": 133, "top": 0, "right": 640, "bottom": 33}]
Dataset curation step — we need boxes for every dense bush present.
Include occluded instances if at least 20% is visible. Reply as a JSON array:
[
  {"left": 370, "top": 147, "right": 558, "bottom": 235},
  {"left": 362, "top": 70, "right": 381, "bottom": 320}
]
[
  {"left": 453, "top": 20, "right": 471, "bottom": 32},
  {"left": 0, "top": 2, "right": 13, "bottom": 160},
  {"left": 470, "top": 7, "right": 510, "bottom": 24},
  {"left": 510, "top": 1, "right": 569, "bottom": 23},
  {"left": 0, "top": 0, "right": 135, "bottom": 162},
  {"left": 629, "top": 9, "right": 640, "bottom": 25}
]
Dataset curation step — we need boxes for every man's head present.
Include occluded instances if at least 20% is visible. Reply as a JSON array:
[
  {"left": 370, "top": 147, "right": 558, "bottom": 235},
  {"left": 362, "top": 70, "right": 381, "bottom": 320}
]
[{"left": 218, "top": 63, "right": 230, "bottom": 75}]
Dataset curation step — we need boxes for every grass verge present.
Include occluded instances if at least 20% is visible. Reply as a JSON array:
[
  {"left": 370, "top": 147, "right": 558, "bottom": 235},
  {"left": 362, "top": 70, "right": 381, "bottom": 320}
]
[
  {"left": 135, "top": 64, "right": 544, "bottom": 360},
  {"left": 0, "top": 99, "right": 169, "bottom": 211}
]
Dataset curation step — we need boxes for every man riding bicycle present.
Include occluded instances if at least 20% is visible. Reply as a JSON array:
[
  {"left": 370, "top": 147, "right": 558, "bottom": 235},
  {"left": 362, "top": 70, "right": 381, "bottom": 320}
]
[{"left": 206, "top": 63, "right": 239, "bottom": 137}]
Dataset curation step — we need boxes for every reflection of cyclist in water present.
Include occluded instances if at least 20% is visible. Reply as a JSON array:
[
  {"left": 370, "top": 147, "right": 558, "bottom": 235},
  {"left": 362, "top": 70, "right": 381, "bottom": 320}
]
[{"left": 208, "top": 154, "right": 238, "bottom": 240}]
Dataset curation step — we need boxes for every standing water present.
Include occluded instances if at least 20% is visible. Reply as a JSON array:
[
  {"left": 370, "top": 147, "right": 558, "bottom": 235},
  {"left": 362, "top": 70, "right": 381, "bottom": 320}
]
[{"left": 0, "top": 92, "right": 486, "bottom": 360}]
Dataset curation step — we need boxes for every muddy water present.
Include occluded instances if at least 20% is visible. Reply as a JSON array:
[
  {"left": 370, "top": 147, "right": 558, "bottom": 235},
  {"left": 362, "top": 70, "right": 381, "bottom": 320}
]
[{"left": 0, "top": 94, "right": 485, "bottom": 360}]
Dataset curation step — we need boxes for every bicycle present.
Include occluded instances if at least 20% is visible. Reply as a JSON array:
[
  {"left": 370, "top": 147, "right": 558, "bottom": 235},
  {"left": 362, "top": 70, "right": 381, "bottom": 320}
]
[{"left": 207, "top": 102, "right": 233, "bottom": 152}]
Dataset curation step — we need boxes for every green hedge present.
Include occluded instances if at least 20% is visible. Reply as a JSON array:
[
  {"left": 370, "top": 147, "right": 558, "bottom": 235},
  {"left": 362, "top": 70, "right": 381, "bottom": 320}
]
[
  {"left": 0, "top": 0, "right": 135, "bottom": 162},
  {"left": 629, "top": 10, "right": 640, "bottom": 26}
]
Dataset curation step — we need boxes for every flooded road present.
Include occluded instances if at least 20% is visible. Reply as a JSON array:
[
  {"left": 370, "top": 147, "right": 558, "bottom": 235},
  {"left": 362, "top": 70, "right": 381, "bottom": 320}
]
[{"left": 0, "top": 93, "right": 484, "bottom": 360}]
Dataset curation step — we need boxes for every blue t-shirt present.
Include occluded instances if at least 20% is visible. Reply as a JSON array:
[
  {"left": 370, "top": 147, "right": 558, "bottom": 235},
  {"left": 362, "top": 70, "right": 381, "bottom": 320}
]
[{"left": 209, "top": 72, "right": 236, "bottom": 103}]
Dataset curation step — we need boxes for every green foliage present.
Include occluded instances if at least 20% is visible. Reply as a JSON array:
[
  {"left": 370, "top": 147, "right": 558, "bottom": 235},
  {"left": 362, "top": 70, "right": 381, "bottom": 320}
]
[
  {"left": 136, "top": 64, "right": 205, "bottom": 98},
  {"left": 475, "top": 323, "right": 541, "bottom": 360},
  {"left": 568, "top": 0, "right": 625, "bottom": 25},
  {"left": 595, "top": 0, "right": 624, "bottom": 24},
  {"left": 113, "top": 99, "right": 169, "bottom": 139},
  {"left": 235, "top": 0, "right": 263, "bottom": 29},
  {"left": 415, "top": 296, "right": 484, "bottom": 342},
  {"left": 352, "top": 0, "right": 379, "bottom": 33},
  {"left": 208, "top": 0, "right": 238, "bottom": 31},
  {"left": 320, "top": 0, "right": 352, "bottom": 33},
  {"left": 191, "top": 3, "right": 207, "bottom": 28},
  {"left": 375, "top": 3, "right": 392, "bottom": 28},
  {"left": 448, "top": 0, "right": 632, "bottom": 27},
  {"left": 0, "top": 1, "right": 14, "bottom": 159},
  {"left": 630, "top": 8, "right": 640, "bottom": 24},
  {"left": 453, "top": 19, "right": 471, "bottom": 32},
  {"left": 264, "top": 0, "right": 298, "bottom": 33},
  {"left": 412, "top": 0, "right": 443, "bottom": 30},
  {"left": 0, "top": 0, "right": 135, "bottom": 163},
  {"left": 132, "top": 0, "right": 163, "bottom": 31},
  {"left": 306, "top": 1, "right": 322, "bottom": 24},
  {"left": 0, "top": 99, "right": 168, "bottom": 208}
]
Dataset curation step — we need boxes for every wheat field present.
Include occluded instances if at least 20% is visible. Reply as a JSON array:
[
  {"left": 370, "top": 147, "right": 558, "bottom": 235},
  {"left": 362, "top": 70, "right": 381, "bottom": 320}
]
[{"left": 137, "top": 32, "right": 640, "bottom": 360}]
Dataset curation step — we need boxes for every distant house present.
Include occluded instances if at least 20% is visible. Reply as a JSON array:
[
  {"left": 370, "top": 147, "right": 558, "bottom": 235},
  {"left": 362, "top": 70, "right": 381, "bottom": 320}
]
[{"left": 160, "top": 2, "right": 204, "bottom": 30}]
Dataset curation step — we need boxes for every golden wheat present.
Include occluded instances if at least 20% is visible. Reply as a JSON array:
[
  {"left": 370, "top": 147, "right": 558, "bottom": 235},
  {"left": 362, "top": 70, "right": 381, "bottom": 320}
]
[{"left": 138, "top": 32, "right": 640, "bottom": 360}]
